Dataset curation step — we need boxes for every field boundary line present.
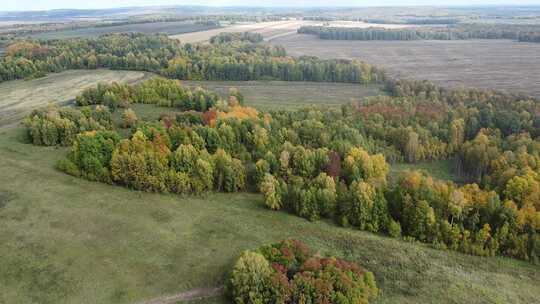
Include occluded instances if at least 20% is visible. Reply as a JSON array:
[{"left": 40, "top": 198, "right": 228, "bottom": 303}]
[{"left": 265, "top": 30, "right": 299, "bottom": 42}]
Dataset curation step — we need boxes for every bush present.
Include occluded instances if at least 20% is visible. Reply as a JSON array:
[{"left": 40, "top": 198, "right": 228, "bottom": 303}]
[
  {"left": 55, "top": 158, "right": 80, "bottom": 177},
  {"left": 228, "top": 251, "right": 274, "bottom": 304},
  {"left": 260, "top": 174, "right": 282, "bottom": 210},
  {"left": 121, "top": 108, "right": 138, "bottom": 128},
  {"left": 388, "top": 219, "right": 402, "bottom": 238},
  {"left": 228, "top": 240, "right": 378, "bottom": 304}
]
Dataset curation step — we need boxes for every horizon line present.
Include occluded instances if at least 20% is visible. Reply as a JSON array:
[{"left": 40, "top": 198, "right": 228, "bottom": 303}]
[{"left": 2, "top": 3, "right": 540, "bottom": 13}]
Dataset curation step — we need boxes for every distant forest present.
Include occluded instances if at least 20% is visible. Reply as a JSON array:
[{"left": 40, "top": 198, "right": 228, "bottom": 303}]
[
  {"left": 298, "top": 24, "right": 540, "bottom": 43},
  {"left": 0, "top": 32, "right": 384, "bottom": 84}
]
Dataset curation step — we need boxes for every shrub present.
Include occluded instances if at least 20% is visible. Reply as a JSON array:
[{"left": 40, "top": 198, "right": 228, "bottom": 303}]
[
  {"left": 212, "top": 149, "right": 246, "bottom": 192},
  {"left": 228, "top": 240, "right": 378, "bottom": 304},
  {"left": 121, "top": 108, "right": 138, "bottom": 128},
  {"left": 260, "top": 174, "right": 282, "bottom": 210},
  {"left": 228, "top": 251, "right": 274, "bottom": 304},
  {"left": 388, "top": 219, "right": 402, "bottom": 238},
  {"left": 254, "top": 159, "right": 270, "bottom": 185},
  {"left": 55, "top": 158, "right": 80, "bottom": 177}
]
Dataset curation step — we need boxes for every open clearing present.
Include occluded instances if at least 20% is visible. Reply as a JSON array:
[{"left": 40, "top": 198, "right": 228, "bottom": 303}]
[
  {"left": 389, "top": 159, "right": 462, "bottom": 184},
  {"left": 0, "top": 70, "right": 149, "bottom": 126},
  {"left": 28, "top": 21, "right": 220, "bottom": 40},
  {"left": 0, "top": 124, "right": 539, "bottom": 304},
  {"left": 182, "top": 80, "right": 384, "bottom": 110},
  {"left": 272, "top": 34, "right": 540, "bottom": 97},
  {"left": 170, "top": 20, "right": 409, "bottom": 43}
]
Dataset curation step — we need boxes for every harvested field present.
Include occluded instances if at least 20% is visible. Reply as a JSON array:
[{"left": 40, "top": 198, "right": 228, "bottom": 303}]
[
  {"left": 170, "top": 20, "right": 409, "bottom": 43},
  {"left": 28, "top": 21, "right": 219, "bottom": 40},
  {"left": 170, "top": 20, "right": 310, "bottom": 43},
  {"left": 272, "top": 34, "right": 540, "bottom": 97},
  {"left": 0, "top": 70, "right": 149, "bottom": 126},
  {"left": 182, "top": 80, "right": 384, "bottom": 110}
]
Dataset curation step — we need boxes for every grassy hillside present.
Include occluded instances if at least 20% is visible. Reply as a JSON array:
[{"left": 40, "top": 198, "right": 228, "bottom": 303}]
[
  {"left": 182, "top": 80, "right": 384, "bottom": 110},
  {"left": 0, "top": 125, "right": 538, "bottom": 304},
  {"left": 0, "top": 70, "right": 149, "bottom": 126}
]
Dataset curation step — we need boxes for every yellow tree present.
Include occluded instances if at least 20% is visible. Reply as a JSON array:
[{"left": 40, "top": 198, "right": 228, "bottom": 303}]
[{"left": 343, "top": 147, "right": 389, "bottom": 187}]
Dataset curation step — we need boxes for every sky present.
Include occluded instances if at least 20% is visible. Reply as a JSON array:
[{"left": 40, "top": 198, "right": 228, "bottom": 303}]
[{"left": 4, "top": 0, "right": 540, "bottom": 11}]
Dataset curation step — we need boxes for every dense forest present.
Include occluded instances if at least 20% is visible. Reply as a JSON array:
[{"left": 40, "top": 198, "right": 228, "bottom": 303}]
[
  {"left": 0, "top": 32, "right": 385, "bottom": 84},
  {"left": 23, "top": 72, "right": 540, "bottom": 263},
  {"left": 298, "top": 24, "right": 540, "bottom": 42}
]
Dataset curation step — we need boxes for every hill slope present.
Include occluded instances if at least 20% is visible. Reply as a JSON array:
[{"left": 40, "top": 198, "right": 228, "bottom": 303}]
[{"left": 0, "top": 126, "right": 539, "bottom": 304}]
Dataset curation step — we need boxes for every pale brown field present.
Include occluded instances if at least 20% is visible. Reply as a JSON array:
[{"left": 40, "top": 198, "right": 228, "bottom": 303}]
[
  {"left": 272, "top": 34, "right": 540, "bottom": 97},
  {"left": 170, "top": 20, "right": 411, "bottom": 43},
  {"left": 0, "top": 70, "right": 149, "bottom": 126}
]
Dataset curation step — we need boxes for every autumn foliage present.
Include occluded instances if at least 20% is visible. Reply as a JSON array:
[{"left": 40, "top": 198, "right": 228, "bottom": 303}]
[
  {"left": 22, "top": 47, "right": 540, "bottom": 263},
  {"left": 227, "top": 240, "right": 378, "bottom": 304}
]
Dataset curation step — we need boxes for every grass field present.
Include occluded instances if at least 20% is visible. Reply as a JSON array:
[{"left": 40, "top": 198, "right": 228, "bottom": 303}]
[
  {"left": 0, "top": 125, "right": 539, "bottom": 304},
  {"left": 0, "top": 70, "right": 149, "bottom": 126},
  {"left": 272, "top": 34, "right": 540, "bottom": 97},
  {"left": 182, "top": 80, "right": 384, "bottom": 110},
  {"left": 29, "top": 21, "right": 220, "bottom": 40},
  {"left": 389, "top": 159, "right": 462, "bottom": 184}
]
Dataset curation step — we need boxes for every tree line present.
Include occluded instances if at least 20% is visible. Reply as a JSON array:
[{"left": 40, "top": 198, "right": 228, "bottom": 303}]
[
  {"left": 0, "top": 32, "right": 385, "bottom": 84},
  {"left": 23, "top": 77, "right": 540, "bottom": 262},
  {"left": 363, "top": 18, "right": 461, "bottom": 25},
  {"left": 76, "top": 78, "right": 220, "bottom": 112},
  {"left": 298, "top": 24, "right": 540, "bottom": 42}
]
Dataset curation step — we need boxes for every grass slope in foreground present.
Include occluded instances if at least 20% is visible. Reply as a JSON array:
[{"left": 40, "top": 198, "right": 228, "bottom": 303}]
[
  {"left": 182, "top": 80, "right": 384, "bottom": 110},
  {"left": 0, "top": 126, "right": 539, "bottom": 304},
  {"left": 0, "top": 70, "right": 149, "bottom": 126}
]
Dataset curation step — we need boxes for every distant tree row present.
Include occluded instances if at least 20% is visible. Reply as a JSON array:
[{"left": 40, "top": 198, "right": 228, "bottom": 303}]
[
  {"left": 362, "top": 18, "right": 461, "bottom": 25},
  {"left": 298, "top": 24, "right": 540, "bottom": 42},
  {"left": 209, "top": 32, "right": 263, "bottom": 44},
  {"left": 301, "top": 17, "right": 460, "bottom": 25},
  {"left": 0, "top": 32, "right": 385, "bottom": 84}
]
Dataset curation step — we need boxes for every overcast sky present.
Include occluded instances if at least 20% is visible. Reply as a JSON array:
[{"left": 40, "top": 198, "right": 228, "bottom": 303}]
[{"left": 4, "top": 0, "right": 540, "bottom": 11}]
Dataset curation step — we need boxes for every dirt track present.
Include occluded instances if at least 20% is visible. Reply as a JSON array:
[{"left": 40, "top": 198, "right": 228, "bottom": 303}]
[{"left": 136, "top": 286, "right": 223, "bottom": 304}]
